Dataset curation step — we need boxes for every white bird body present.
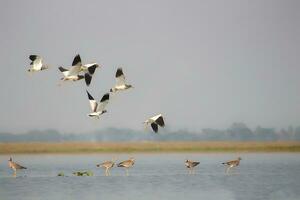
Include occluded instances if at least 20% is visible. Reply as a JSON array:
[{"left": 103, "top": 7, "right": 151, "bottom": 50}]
[
  {"left": 110, "top": 68, "right": 133, "bottom": 93},
  {"left": 86, "top": 90, "right": 109, "bottom": 119},
  {"left": 28, "top": 55, "right": 48, "bottom": 72}
]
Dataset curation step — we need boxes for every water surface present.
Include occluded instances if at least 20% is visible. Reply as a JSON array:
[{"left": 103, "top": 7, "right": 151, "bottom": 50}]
[{"left": 0, "top": 153, "right": 299, "bottom": 200}]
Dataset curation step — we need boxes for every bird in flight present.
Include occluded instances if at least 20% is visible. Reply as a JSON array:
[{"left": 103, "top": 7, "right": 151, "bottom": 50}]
[
  {"left": 58, "top": 54, "right": 99, "bottom": 86},
  {"left": 27, "top": 55, "right": 49, "bottom": 73},
  {"left": 110, "top": 68, "right": 133, "bottom": 93},
  {"left": 144, "top": 114, "right": 165, "bottom": 133},
  {"left": 86, "top": 90, "right": 110, "bottom": 119}
]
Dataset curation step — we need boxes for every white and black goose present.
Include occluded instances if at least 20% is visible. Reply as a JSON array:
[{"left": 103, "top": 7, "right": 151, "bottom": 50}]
[
  {"left": 28, "top": 55, "right": 49, "bottom": 72},
  {"left": 58, "top": 54, "right": 99, "bottom": 86},
  {"left": 110, "top": 68, "right": 133, "bottom": 93},
  {"left": 86, "top": 90, "right": 110, "bottom": 119},
  {"left": 144, "top": 114, "right": 165, "bottom": 133},
  {"left": 58, "top": 54, "right": 84, "bottom": 82}
]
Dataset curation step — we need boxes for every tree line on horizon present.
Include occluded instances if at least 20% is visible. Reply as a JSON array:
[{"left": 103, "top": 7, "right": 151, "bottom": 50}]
[{"left": 0, "top": 122, "right": 299, "bottom": 142}]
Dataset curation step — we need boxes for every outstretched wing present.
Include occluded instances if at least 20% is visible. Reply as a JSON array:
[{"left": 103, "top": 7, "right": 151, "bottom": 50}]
[
  {"left": 86, "top": 90, "right": 97, "bottom": 112},
  {"left": 151, "top": 123, "right": 158, "bottom": 133},
  {"left": 68, "top": 65, "right": 81, "bottom": 76},
  {"left": 155, "top": 116, "right": 165, "bottom": 127},
  {"left": 87, "top": 64, "right": 98, "bottom": 75},
  {"left": 115, "top": 68, "right": 126, "bottom": 86},
  {"left": 72, "top": 54, "right": 82, "bottom": 66},
  {"left": 97, "top": 93, "right": 109, "bottom": 112}
]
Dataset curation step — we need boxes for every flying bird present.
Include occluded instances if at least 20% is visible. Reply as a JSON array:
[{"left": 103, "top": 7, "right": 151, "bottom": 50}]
[
  {"left": 144, "top": 114, "right": 165, "bottom": 133},
  {"left": 86, "top": 90, "right": 110, "bottom": 119},
  {"left": 8, "top": 157, "right": 27, "bottom": 176},
  {"left": 110, "top": 68, "right": 133, "bottom": 93},
  {"left": 28, "top": 55, "right": 49, "bottom": 72},
  {"left": 58, "top": 54, "right": 99, "bottom": 86},
  {"left": 185, "top": 159, "right": 200, "bottom": 174},
  {"left": 97, "top": 160, "right": 115, "bottom": 176},
  {"left": 117, "top": 157, "right": 135, "bottom": 176},
  {"left": 222, "top": 157, "right": 242, "bottom": 174}
]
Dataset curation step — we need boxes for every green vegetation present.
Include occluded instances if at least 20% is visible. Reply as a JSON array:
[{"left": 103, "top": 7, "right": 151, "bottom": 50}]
[
  {"left": 1, "top": 141, "right": 300, "bottom": 154},
  {"left": 73, "top": 171, "right": 93, "bottom": 176}
]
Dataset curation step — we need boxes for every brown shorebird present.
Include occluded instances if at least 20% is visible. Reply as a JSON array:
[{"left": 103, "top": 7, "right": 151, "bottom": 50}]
[
  {"left": 97, "top": 160, "right": 115, "bottom": 176},
  {"left": 8, "top": 157, "right": 27, "bottom": 176},
  {"left": 185, "top": 159, "right": 200, "bottom": 174},
  {"left": 117, "top": 157, "right": 135, "bottom": 176},
  {"left": 222, "top": 157, "right": 242, "bottom": 174}
]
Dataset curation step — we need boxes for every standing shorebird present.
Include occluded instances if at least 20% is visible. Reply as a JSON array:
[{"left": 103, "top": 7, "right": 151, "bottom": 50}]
[
  {"left": 222, "top": 157, "right": 242, "bottom": 174},
  {"left": 185, "top": 159, "right": 200, "bottom": 174},
  {"left": 28, "top": 55, "right": 49, "bottom": 72},
  {"left": 144, "top": 114, "right": 165, "bottom": 133},
  {"left": 86, "top": 90, "right": 110, "bottom": 119},
  {"left": 97, "top": 160, "right": 115, "bottom": 176},
  {"left": 110, "top": 68, "right": 133, "bottom": 93},
  {"left": 117, "top": 157, "right": 135, "bottom": 176},
  {"left": 8, "top": 157, "right": 27, "bottom": 176}
]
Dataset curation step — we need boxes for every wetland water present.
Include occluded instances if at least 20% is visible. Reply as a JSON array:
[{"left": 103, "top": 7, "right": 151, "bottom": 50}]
[{"left": 0, "top": 153, "right": 299, "bottom": 200}]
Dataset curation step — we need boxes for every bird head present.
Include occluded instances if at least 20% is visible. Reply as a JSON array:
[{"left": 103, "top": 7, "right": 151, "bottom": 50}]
[
  {"left": 8, "top": 157, "right": 12, "bottom": 161},
  {"left": 238, "top": 157, "right": 242, "bottom": 160}
]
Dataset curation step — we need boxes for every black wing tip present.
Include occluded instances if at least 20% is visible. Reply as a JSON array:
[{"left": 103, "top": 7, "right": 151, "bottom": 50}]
[
  {"left": 100, "top": 93, "right": 110, "bottom": 102},
  {"left": 88, "top": 65, "right": 98, "bottom": 74},
  {"left": 86, "top": 90, "right": 94, "bottom": 100},
  {"left": 116, "top": 68, "right": 124, "bottom": 77},
  {"left": 58, "top": 66, "right": 68, "bottom": 72},
  {"left": 84, "top": 73, "right": 92, "bottom": 86},
  {"left": 156, "top": 116, "right": 165, "bottom": 127},
  {"left": 72, "top": 54, "right": 81, "bottom": 66},
  {"left": 29, "top": 55, "right": 37, "bottom": 61},
  {"left": 151, "top": 123, "right": 158, "bottom": 133}
]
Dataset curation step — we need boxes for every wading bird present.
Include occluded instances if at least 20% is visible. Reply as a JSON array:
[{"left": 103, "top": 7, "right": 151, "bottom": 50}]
[
  {"left": 185, "top": 159, "right": 200, "bottom": 174},
  {"left": 144, "top": 114, "right": 165, "bottom": 133},
  {"left": 110, "top": 68, "right": 133, "bottom": 93},
  {"left": 117, "top": 157, "right": 135, "bottom": 176},
  {"left": 86, "top": 90, "right": 109, "bottom": 119},
  {"left": 97, "top": 160, "right": 115, "bottom": 176},
  {"left": 28, "top": 55, "right": 49, "bottom": 72},
  {"left": 222, "top": 157, "right": 242, "bottom": 174},
  {"left": 8, "top": 157, "right": 27, "bottom": 176}
]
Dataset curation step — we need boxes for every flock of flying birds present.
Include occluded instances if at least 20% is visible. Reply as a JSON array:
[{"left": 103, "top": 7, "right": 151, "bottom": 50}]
[
  {"left": 27, "top": 54, "right": 165, "bottom": 132},
  {"left": 7, "top": 54, "right": 242, "bottom": 176}
]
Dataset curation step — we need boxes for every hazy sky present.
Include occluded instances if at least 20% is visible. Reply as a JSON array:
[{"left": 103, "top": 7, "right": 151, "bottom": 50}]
[{"left": 1, "top": 0, "right": 300, "bottom": 133}]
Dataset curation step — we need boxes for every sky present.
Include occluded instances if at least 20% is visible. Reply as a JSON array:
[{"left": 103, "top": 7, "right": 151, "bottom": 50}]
[{"left": 0, "top": 0, "right": 300, "bottom": 133}]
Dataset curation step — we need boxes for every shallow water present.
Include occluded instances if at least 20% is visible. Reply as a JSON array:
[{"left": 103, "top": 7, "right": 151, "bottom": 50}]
[{"left": 0, "top": 153, "right": 299, "bottom": 200}]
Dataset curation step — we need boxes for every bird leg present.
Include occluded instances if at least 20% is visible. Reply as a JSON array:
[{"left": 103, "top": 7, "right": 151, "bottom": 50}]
[{"left": 126, "top": 168, "right": 129, "bottom": 176}]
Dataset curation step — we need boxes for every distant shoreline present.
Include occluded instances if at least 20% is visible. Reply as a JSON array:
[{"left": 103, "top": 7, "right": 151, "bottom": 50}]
[{"left": 1, "top": 141, "right": 300, "bottom": 154}]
